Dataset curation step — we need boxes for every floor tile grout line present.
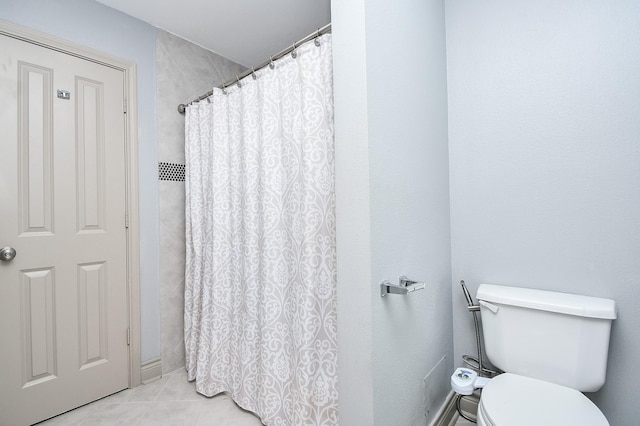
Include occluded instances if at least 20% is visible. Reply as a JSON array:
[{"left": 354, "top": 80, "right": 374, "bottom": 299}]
[{"left": 153, "top": 374, "right": 175, "bottom": 402}]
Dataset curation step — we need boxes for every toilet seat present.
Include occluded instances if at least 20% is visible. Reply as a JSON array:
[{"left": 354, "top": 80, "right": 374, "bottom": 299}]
[{"left": 478, "top": 373, "right": 609, "bottom": 426}]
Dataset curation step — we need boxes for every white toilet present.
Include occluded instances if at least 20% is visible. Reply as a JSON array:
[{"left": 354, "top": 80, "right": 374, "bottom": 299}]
[{"left": 453, "top": 284, "right": 616, "bottom": 426}]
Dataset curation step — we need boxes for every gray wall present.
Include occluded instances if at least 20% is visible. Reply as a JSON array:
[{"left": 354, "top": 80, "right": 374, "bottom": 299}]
[
  {"left": 156, "top": 30, "right": 244, "bottom": 374},
  {"left": 333, "top": 0, "right": 452, "bottom": 424},
  {"left": 367, "top": 0, "right": 452, "bottom": 425},
  {"left": 0, "top": 0, "right": 162, "bottom": 362},
  {"left": 332, "top": 0, "right": 375, "bottom": 423},
  {"left": 446, "top": 0, "right": 640, "bottom": 424}
]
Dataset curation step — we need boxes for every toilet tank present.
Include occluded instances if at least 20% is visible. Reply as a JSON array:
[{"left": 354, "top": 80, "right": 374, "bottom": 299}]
[{"left": 477, "top": 284, "right": 616, "bottom": 392}]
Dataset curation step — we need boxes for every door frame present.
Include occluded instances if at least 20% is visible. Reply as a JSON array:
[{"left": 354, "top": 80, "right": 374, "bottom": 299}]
[{"left": 0, "top": 19, "right": 142, "bottom": 388}]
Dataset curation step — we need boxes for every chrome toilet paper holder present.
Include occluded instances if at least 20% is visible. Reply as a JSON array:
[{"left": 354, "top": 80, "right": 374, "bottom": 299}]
[{"left": 380, "top": 275, "right": 426, "bottom": 297}]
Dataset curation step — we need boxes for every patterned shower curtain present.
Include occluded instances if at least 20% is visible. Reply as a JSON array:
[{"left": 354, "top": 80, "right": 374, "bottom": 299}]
[{"left": 184, "top": 35, "right": 337, "bottom": 426}]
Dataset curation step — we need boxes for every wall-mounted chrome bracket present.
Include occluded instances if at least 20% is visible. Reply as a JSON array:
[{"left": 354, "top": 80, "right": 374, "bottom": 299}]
[{"left": 380, "top": 275, "right": 426, "bottom": 297}]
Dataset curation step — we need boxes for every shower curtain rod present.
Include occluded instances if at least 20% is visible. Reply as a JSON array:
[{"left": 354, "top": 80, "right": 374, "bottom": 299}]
[{"left": 177, "top": 22, "right": 332, "bottom": 114}]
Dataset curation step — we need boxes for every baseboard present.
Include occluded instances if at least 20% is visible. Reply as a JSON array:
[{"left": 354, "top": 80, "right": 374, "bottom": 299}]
[
  {"left": 429, "top": 391, "right": 480, "bottom": 426},
  {"left": 140, "top": 357, "right": 162, "bottom": 384},
  {"left": 429, "top": 391, "right": 458, "bottom": 426}
]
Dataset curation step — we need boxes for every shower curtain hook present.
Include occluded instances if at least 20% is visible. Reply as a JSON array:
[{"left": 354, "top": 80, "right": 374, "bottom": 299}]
[
  {"left": 251, "top": 66, "right": 257, "bottom": 80},
  {"left": 221, "top": 84, "right": 227, "bottom": 95},
  {"left": 236, "top": 75, "right": 242, "bottom": 88},
  {"left": 314, "top": 28, "right": 321, "bottom": 46},
  {"left": 269, "top": 56, "right": 275, "bottom": 69},
  {"left": 291, "top": 42, "right": 297, "bottom": 59}
]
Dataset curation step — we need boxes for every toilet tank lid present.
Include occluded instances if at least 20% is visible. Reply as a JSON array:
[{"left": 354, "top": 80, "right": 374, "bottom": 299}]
[{"left": 477, "top": 284, "right": 617, "bottom": 319}]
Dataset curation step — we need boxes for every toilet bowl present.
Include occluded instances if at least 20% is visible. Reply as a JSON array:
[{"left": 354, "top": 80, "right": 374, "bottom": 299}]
[{"left": 476, "top": 373, "right": 608, "bottom": 426}]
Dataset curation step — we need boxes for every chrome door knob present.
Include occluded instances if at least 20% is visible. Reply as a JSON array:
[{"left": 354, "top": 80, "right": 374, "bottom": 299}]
[{"left": 0, "top": 247, "right": 16, "bottom": 261}]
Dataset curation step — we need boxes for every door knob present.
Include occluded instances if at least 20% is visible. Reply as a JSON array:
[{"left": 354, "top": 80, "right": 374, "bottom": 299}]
[{"left": 0, "top": 247, "right": 16, "bottom": 261}]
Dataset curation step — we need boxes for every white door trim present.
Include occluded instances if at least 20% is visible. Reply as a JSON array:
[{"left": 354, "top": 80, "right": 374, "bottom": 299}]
[{"left": 0, "top": 18, "right": 142, "bottom": 388}]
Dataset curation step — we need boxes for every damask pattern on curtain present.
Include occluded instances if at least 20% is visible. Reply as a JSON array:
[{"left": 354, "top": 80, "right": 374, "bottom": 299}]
[{"left": 184, "top": 35, "right": 337, "bottom": 426}]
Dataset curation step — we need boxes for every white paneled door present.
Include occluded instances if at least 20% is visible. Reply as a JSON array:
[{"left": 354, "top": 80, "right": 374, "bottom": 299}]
[{"left": 0, "top": 34, "right": 129, "bottom": 425}]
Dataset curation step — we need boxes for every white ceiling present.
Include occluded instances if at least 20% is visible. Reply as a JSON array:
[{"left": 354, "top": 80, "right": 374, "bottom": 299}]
[{"left": 96, "top": 0, "right": 331, "bottom": 67}]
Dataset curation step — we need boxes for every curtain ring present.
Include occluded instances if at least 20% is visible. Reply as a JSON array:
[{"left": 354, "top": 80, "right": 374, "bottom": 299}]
[
  {"left": 291, "top": 43, "right": 297, "bottom": 59},
  {"left": 251, "top": 66, "right": 257, "bottom": 80},
  {"left": 221, "top": 84, "right": 227, "bottom": 95},
  {"left": 314, "top": 28, "right": 321, "bottom": 47},
  {"left": 236, "top": 75, "right": 242, "bottom": 88},
  {"left": 269, "top": 56, "right": 275, "bottom": 69}
]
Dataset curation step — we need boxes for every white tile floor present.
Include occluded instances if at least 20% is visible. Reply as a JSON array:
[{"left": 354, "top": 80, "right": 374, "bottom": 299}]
[
  {"left": 37, "top": 369, "right": 477, "bottom": 426},
  {"left": 37, "top": 368, "right": 263, "bottom": 425}
]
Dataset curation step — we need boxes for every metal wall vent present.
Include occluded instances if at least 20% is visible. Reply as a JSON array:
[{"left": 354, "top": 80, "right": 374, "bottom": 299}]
[{"left": 158, "top": 162, "right": 185, "bottom": 182}]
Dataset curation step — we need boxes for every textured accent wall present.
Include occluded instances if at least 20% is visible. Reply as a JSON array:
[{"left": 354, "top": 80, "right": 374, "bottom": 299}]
[{"left": 156, "top": 29, "right": 244, "bottom": 375}]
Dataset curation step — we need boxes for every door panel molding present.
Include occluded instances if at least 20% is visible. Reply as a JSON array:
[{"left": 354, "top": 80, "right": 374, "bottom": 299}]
[
  {"left": 20, "top": 267, "right": 57, "bottom": 386},
  {"left": 76, "top": 77, "right": 107, "bottom": 233},
  {"left": 18, "top": 61, "right": 54, "bottom": 235},
  {"left": 0, "top": 18, "right": 141, "bottom": 388},
  {"left": 78, "top": 261, "right": 108, "bottom": 369}
]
